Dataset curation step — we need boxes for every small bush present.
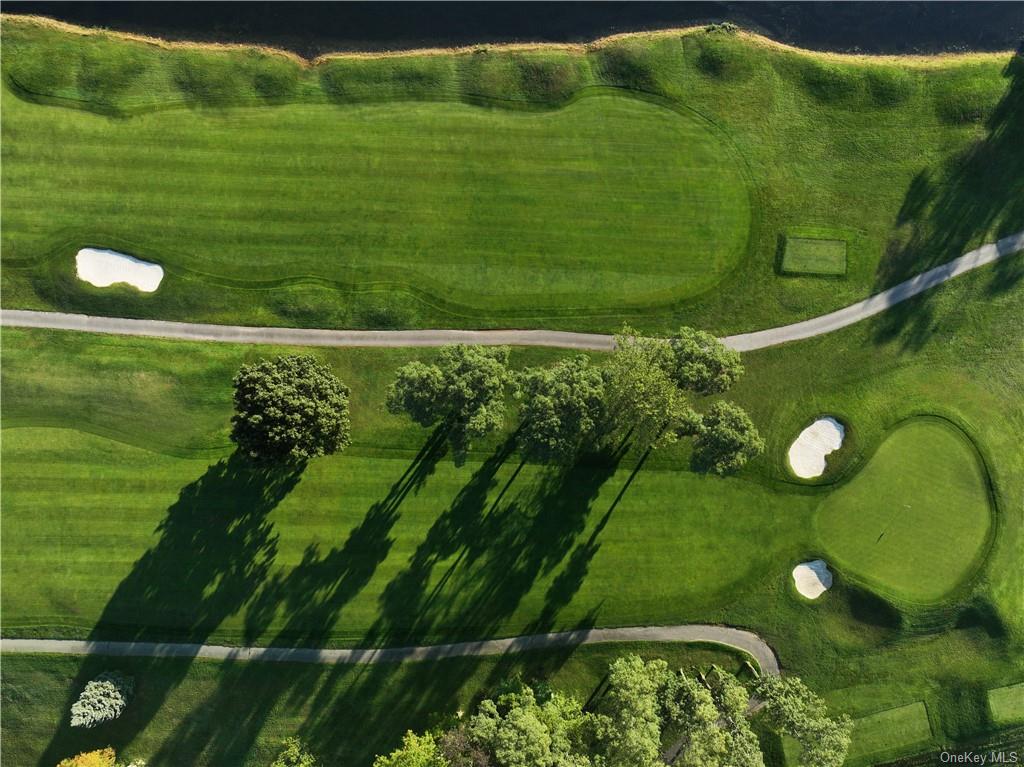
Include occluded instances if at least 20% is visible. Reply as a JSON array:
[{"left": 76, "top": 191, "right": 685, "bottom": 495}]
[
  {"left": 70, "top": 672, "right": 134, "bottom": 728},
  {"left": 703, "top": 22, "right": 739, "bottom": 34},
  {"left": 800, "top": 60, "right": 861, "bottom": 103},
  {"left": 271, "top": 737, "right": 320, "bottom": 767},
  {"left": 56, "top": 748, "right": 117, "bottom": 767},
  {"left": 865, "top": 67, "right": 914, "bottom": 106}
]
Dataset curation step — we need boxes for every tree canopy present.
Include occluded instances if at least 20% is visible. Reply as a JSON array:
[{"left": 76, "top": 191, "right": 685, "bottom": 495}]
[
  {"left": 693, "top": 401, "right": 766, "bottom": 474},
  {"left": 373, "top": 731, "right": 449, "bottom": 767},
  {"left": 755, "top": 675, "right": 853, "bottom": 767},
  {"left": 517, "top": 355, "right": 607, "bottom": 463},
  {"left": 230, "top": 355, "right": 351, "bottom": 462},
  {"left": 364, "top": 655, "right": 849, "bottom": 767},
  {"left": 387, "top": 345, "right": 512, "bottom": 458},
  {"left": 604, "top": 328, "right": 698, "bottom": 450},
  {"left": 668, "top": 327, "right": 744, "bottom": 395}
]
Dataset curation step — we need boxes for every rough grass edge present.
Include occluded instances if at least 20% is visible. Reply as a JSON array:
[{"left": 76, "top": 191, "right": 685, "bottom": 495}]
[{"left": 1, "top": 13, "right": 1014, "bottom": 68}]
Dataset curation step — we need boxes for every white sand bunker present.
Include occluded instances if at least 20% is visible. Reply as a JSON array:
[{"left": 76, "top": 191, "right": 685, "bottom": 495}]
[
  {"left": 792, "top": 560, "right": 833, "bottom": 599},
  {"left": 76, "top": 248, "right": 164, "bottom": 292},
  {"left": 788, "top": 417, "right": 845, "bottom": 478}
]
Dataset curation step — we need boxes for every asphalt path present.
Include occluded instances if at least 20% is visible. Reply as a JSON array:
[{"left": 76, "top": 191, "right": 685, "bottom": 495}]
[
  {"left": 1, "top": 624, "right": 779, "bottom": 675},
  {"left": 2, "top": 231, "right": 1019, "bottom": 352}
]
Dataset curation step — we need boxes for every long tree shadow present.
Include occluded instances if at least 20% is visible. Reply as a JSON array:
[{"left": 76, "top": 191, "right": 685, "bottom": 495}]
[
  {"left": 293, "top": 436, "right": 638, "bottom": 762},
  {"left": 37, "top": 452, "right": 304, "bottom": 766},
  {"left": 140, "top": 425, "right": 451, "bottom": 765},
  {"left": 874, "top": 53, "right": 1024, "bottom": 348}
]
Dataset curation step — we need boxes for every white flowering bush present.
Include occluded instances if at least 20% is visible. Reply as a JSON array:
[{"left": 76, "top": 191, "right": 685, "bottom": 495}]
[{"left": 70, "top": 672, "right": 134, "bottom": 728}]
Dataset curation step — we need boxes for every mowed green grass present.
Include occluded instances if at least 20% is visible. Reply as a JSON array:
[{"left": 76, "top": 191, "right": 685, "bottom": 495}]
[
  {"left": 1, "top": 642, "right": 751, "bottom": 767},
  {"left": 2, "top": 254, "right": 1023, "bottom": 764},
  {"left": 781, "top": 236, "right": 847, "bottom": 276},
  {"left": 990, "top": 682, "right": 1024, "bottom": 726},
  {"left": 847, "top": 701, "right": 933, "bottom": 762},
  {"left": 815, "top": 419, "right": 993, "bottom": 603},
  {"left": 0, "top": 86, "right": 751, "bottom": 315},
  {"left": 2, "top": 17, "right": 1019, "bottom": 332},
  {"left": 0, "top": 425, "right": 811, "bottom": 646}
]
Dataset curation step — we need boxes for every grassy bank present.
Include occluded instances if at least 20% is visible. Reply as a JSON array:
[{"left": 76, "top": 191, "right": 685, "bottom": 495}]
[{"left": 2, "top": 16, "right": 1021, "bottom": 332}]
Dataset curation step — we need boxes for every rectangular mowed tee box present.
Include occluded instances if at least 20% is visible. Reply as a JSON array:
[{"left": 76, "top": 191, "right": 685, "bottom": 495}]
[{"left": 781, "top": 236, "right": 848, "bottom": 276}]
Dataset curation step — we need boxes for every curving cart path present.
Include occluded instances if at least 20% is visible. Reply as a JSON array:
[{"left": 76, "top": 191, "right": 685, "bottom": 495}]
[
  {"left": 1, "top": 624, "right": 779, "bottom": 675},
  {"left": 1, "top": 231, "right": 1021, "bottom": 352}
]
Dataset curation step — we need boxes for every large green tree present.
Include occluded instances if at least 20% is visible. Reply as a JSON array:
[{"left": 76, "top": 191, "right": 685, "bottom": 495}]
[
  {"left": 604, "top": 328, "right": 699, "bottom": 450},
  {"left": 755, "top": 675, "right": 853, "bottom": 767},
  {"left": 693, "top": 401, "right": 765, "bottom": 474},
  {"left": 517, "top": 355, "right": 606, "bottom": 463},
  {"left": 230, "top": 355, "right": 351, "bottom": 462},
  {"left": 668, "top": 327, "right": 744, "bottom": 395},
  {"left": 467, "top": 686, "right": 593, "bottom": 767},
  {"left": 597, "top": 655, "right": 667, "bottom": 767},
  {"left": 387, "top": 345, "right": 512, "bottom": 457}
]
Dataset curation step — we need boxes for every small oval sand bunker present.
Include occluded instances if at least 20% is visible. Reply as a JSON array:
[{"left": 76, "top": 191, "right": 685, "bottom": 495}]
[
  {"left": 788, "top": 417, "right": 845, "bottom": 478},
  {"left": 76, "top": 248, "right": 163, "bottom": 292},
  {"left": 792, "top": 560, "right": 833, "bottom": 599}
]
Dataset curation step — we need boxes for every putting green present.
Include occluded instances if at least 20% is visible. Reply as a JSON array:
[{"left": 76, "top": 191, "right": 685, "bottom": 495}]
[
  {"left": 815, "top": 419, "right": 993, "bottom": 603},
  {"left": 1, "top": 87, "right": 751, "bottom": 315}
]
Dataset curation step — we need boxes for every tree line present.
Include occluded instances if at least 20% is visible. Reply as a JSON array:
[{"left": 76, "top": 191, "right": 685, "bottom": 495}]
[
  {"left": 230, "top": 326, "right": 764, "bottom": 474},
  {"left": 270, "top": 654, "right": 851, "bottom": 767}
]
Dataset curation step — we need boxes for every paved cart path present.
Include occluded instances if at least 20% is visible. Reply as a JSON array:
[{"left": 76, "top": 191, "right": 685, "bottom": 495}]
[
  {"left": 2, "top": 231, "right": 1021, "bottom": 351},
  {"left": 1, "top": 624, "right": 779, "bottom": 675}
]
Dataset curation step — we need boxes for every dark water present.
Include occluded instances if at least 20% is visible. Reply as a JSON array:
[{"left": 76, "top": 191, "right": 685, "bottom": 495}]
[{"left": 5, "top": 1, "right": 1024, "bottom": 57}]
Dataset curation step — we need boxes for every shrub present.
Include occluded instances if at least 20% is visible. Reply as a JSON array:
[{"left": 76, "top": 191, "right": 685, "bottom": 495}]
[
  {"left": 56, "top": 748, "right": 117, "bottom": 767},
  {"left": 703, "top": 21, "right": 739, "bottom": 34},
  {"left": 69, "top": 672, "right": 133, "bottom": 728},
  {"left": 271, "top": 737, "right": 320, "bottom": 767},
  {"left": 231, "top": 355, "right": 352, "bottom": 462}
]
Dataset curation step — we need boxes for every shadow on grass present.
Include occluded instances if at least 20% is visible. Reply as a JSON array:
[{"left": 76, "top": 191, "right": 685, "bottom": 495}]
[
  {"left": 37, "top": 451, "right": 305, "bottom": 766},
  {"left": 873, "top": 54, "right": 1024, "bottom": 349},
  {"left": 40, "top": 425, "right": 652, "bottom": 765},
  {"left": 289, "top": 435, "right": 634, "bottom": 763}
]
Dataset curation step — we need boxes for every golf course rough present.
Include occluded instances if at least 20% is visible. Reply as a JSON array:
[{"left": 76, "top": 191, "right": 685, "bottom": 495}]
[{"left": 815, "top": 418, "right": 994, "bottom": 603}]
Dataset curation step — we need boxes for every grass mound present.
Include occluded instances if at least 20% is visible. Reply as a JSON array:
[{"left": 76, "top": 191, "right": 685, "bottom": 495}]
[{"left": 815, "top": 419, "right": 993, "bottom": 603}]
